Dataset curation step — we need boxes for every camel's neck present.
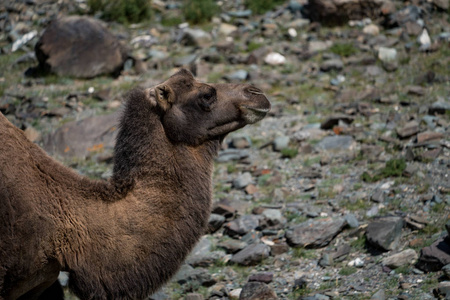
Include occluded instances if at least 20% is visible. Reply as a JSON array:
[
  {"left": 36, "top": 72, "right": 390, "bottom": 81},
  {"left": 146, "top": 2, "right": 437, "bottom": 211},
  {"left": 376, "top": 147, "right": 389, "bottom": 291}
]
[{"left": 64, "top": 92, "right": 220, "bottom": 298}]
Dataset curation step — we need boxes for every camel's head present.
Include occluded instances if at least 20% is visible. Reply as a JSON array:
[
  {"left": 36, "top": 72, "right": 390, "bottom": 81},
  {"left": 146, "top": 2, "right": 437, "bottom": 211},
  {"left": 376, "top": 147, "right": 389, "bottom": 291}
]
[{"left": 145, "top": 69, "right": 271, "bottom": 145}]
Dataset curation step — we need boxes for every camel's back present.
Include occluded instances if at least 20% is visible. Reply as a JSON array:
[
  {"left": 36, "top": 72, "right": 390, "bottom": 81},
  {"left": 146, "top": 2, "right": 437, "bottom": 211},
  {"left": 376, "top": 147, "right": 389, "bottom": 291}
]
[{"left": 0, "top": 113, "right": 80, "bottom": 240}]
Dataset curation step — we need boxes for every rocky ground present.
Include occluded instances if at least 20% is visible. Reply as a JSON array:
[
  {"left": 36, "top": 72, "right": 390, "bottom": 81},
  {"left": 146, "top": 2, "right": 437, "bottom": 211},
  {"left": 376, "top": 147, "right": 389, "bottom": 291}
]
[{"left": 1, "top": 0, "right": 449, "bottom": 299}]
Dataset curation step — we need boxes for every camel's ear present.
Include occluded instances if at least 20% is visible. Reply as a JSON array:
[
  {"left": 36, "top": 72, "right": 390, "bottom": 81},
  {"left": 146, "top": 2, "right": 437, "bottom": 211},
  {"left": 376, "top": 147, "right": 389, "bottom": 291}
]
[
  {"left": 144, "top": 88, "right": 158, "bottom": 107},
  {"left": 144, "top": 85, "right": 174, "bottom": 111},
  {"left": 155, "top": 84, "right": 175, "bottom": 111}
]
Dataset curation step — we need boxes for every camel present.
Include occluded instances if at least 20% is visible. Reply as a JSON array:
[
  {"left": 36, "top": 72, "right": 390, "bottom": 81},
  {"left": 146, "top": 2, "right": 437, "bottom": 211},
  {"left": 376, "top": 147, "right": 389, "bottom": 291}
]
[{"left": 0, "top": 69, "right": 270, "bottom": 300}]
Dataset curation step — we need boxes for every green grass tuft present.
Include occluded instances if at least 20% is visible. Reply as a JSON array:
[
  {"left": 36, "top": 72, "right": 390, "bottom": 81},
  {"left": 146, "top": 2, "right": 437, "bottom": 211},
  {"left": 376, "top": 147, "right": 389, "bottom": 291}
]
[
  {"left": 182, "top": 0, "right": 220, "bottom": 24},
  {"left": 362, "top": 158, "right": 406, "bottom": 183},
  {"left": 245, "top": 0, "right": 286, "bottom": 14},
  {"left": 329, "top": 43, "right": 358, "bottom": 57},
  {"left": 88, "top": 0, "right": 152, "bottom": 24}
]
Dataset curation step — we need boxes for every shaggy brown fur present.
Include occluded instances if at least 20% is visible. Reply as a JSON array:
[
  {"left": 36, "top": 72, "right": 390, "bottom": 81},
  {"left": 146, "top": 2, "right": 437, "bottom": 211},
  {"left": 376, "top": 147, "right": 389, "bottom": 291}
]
[{"left": 0, "top": 69, "right": 270, "bottom": 300}]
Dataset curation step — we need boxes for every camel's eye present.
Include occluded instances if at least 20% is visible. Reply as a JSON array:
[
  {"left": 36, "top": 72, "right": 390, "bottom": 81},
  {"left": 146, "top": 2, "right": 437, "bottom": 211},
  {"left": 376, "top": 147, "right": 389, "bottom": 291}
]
[{"left": 199, "top": 91, "right": 215, "bottom": 112}]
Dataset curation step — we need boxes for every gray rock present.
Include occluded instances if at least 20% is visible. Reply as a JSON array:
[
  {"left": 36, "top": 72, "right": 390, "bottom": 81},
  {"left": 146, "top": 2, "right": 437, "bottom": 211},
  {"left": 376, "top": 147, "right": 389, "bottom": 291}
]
[
  {"left": 378, "top": 47, "right": 397, "bottom": 62},
  {"left": 230, "top": 136, "right": 251, "bottom": 149},
  {"left": 219, "top": 239, "right": 248, "bottom": 254},
  {"left": 287, "top": 18, "right": 310, "bottom": 29},
  {"left": 270, "top": 242, "right": 289, "bottom": 256},
  {"left": 174, "top": 265, "right": 215, "bottom": 287},
  {"left": 173, "top": 54, "right": 198, "bottom": 67},
  {"left": 371, "top": 189, "right": 385, "bottom": 203},
  {"left": 43, "top": 113, "right": 119, "bottom": 159},
  {"left": 366, "top": 216, "right": 403, "bottom": 251},
  {"left": 32, "top": 16, "right": 127, "bottom": 78},
  {"left": 264, "top": 52, "right": 286, "bottom": 66},
  {"left": 446, "top": 220, "right": 450, "bottom": 236},
  {"left": 12, "top": 30, "right": 38, "bottom": 52},
  {"left": 225, "top": 70, "right": 249, "bottom": 82},
  {"left": 187, "top": 237, "right": 226, "bottom": 267},
  {"left": 219, "top": 23, "right": 238, "bottom": 36},
  {"left": 286, "top": 217, "right": 347, "bottom": 248},
  {"left": 241, "top": 231, "right": 262, "bottom": 245},
  {"left": 436, "top": 282, "right": 450, "bottom": 299},
  {"left": 149, "top": 290, "right": 170, "bottom": 300},
  {"left": 185, "top": 293, "right": 204, "bottom": 300},
  {"left": 429, "top": 100, "right": 450, "bottom": 115},
  {"left": 396, "top": 121, "right": 419, "bottom": 138},
  {"left": 382, "top": 249, "right": 418, "bottom": 268},
  {"left": 58, "top": 272, "right": 69, "bottom": 287},
  {"left": 224, "top": 215, "right": 261, "bottom": 237},
  {"left": 212, "top": 204, "right": 236, "bottom": 219},
  {"left": 344, "top": 214, "right": 359, "bottom": 228},
  {"left": 443, "top": 264, "right": 450, "bottom": 279},
  {"left": 179, "top": 28, "right": 212, "bottom": 47},
  {"left": 417, "top": 237, "right": 450, "bottom": 272},
  {"left": 403, "top": 164, "right": 418, "bottom": 177},
  {"left": 319, "top": 253, "right": 334, "bottom": 267},
  {"left": 315, "top": 135, "right": 356, "bottom": 152},
  {"left": 248, "top": 272, "right": 273, "bottom": 284},
  {"left": 371, "top": 289, "right": 386, "bottom": 300},
  {"left": 433, "top": 0, "right": 449, "bottom": 10},
  {"left": 216, "top": 149, "right": 250, "bottom": 162},
  {"left": 273, "top": 136, "right": 290, "bottom": 151},
  {"left": 262, "top": 209, "right": 285, "bottom": 226},
  {"left": 331, "top": 244, "right": 351, "bottom": 262},
  {"left": 230, "top": 243, "right": 270, "bottom": 266},
  {"left": 309, "top": 40, "right": 333, "bottom": 52},
  {"left": 233, "top": 172, "right": 254, "bottom": 189},
  {"left": 227, "top": 10, "right": 252, "bottom": 17},
  {"left": 386, "top": 5, "right": 421, "bottom": 27},
  {"left": 239, "top": 282, "right": 277, "bottom": 300},
  {"left": 320, "top": 114, "right": 354, "bottom": 130},
  {"left": 320, "top": 59, "right": 344, "bottom": 71},
  {"left": 208, "top": 213, "right": 226, "bottom": 233},
  {"left": 366, "top": 205, "right": 379, "bottom": 218}
]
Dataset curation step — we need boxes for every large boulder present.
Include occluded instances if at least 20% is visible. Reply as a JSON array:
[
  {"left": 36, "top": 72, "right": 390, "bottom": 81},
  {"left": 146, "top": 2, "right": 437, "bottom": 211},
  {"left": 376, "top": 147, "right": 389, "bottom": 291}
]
[
  {"left": 30, "top": 16, "right": 127, "bottom": 78},
  {"left": 303, "top": 0, "right": 395, "bottom": 25}
]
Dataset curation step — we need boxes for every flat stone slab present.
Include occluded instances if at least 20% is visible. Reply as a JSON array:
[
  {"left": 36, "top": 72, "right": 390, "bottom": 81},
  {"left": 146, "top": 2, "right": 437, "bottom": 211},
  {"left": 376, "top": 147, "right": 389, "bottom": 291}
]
[
  {"left": 230, "top": 243, "right": 270, "bottom": 266},
  {"left": 286, "top": 217, "right": 347, "bottom": 248},
  {"left": 315, "top": 135, "right": 356, "bottom": 152},
  {"left": 382, "top": 249, "right": 418, "bottom": 268}
]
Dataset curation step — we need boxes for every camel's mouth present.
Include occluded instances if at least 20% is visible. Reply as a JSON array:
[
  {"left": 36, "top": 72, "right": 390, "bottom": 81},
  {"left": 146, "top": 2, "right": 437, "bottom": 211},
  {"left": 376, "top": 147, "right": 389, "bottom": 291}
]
[{"left": 240, "top": 105, "right": 270, "bottom": 124}]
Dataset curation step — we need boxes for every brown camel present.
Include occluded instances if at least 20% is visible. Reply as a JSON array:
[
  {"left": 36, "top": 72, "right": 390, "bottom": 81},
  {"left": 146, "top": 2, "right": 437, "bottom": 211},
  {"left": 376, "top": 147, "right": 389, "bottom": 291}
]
[{"left": 0, "top": 69, "right": 270, "bottom": 300}]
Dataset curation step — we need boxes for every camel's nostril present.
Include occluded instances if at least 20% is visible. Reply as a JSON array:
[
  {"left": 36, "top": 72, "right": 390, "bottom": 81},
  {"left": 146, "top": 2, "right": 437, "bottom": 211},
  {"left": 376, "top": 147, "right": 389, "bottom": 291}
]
[{"left": 246, "top": 87, "right": 265, "bottom": 95}]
